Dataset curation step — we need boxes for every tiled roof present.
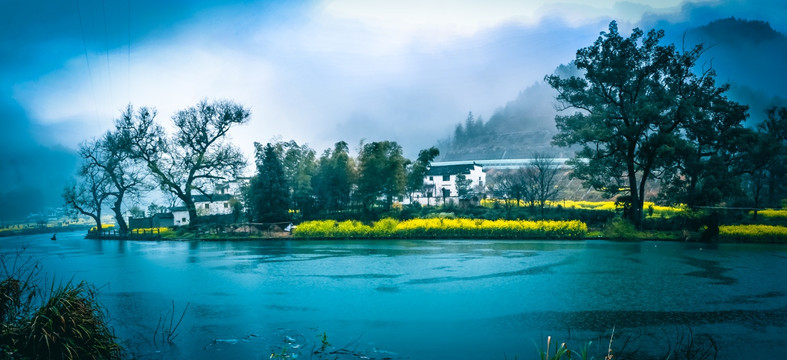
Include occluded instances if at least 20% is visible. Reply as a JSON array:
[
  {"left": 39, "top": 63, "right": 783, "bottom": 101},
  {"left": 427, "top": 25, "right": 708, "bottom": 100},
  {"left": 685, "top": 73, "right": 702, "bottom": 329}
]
[
  {"left": 425, "top": 164, "right": 480, "bottom": 176},
  {"left": 192, "top": 194, "right": 234, "bottom": 203}
]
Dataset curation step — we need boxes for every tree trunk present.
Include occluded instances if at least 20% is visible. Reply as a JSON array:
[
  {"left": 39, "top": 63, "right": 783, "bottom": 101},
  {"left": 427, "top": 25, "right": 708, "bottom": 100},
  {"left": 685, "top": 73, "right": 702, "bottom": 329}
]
[
  {"left": 626, "top": 158, "right": 643, "bottom": 229},
  {"left": 186, "top": 201, "right": 198, "bottom": 227},
  {"left": 112, "top": 196, "right": 128, "bottom": 234},
  {"left": 93, "top": 209, "right": 103, "bottom": 238}
]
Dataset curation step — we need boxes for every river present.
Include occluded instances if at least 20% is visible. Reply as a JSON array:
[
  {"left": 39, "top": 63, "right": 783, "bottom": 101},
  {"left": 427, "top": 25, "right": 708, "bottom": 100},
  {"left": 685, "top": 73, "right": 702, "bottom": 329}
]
[{"left": 1, "top": 231, "right": 785, "bottom": 359}]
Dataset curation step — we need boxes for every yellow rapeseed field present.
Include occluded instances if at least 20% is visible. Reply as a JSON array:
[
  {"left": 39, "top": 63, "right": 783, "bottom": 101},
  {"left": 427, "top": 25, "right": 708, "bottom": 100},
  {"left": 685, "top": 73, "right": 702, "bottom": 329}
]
[
  {"left": 480, "top": 199, "right": 685, "bottom": 218},
  {"left": 293, "top": 218, "right": 587, "bottom": 239},
  {"left": 752, "top": 209, "right": 787, "bottom": 219},
  {"left": 719, "top": 224, "right": 787, "bottom": 243}
]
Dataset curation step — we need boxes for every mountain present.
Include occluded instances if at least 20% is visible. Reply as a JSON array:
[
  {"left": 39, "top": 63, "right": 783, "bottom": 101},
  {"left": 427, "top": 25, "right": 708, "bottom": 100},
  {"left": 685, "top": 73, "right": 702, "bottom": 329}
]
[
  {"left": 438, "top": 18, "right": 787, "bottom": 161},
  {"left": 681, "top": 18, "right": 787, "bottom": 124}
]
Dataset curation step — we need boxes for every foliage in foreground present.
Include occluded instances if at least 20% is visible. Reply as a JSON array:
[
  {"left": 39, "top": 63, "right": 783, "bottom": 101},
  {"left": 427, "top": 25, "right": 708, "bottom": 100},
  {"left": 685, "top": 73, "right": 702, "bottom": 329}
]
[
  {"left": 718, "top": 224, "right": 787, "bottom": 243},
  {"left": 293, "top": 218, "right": 587, "bottom": 239},
  {"left": 529, "top": 327, "right": 718, "bottom": 360},
  {"left": 1, "top": 253, "right": 122, "bottom": 359}
]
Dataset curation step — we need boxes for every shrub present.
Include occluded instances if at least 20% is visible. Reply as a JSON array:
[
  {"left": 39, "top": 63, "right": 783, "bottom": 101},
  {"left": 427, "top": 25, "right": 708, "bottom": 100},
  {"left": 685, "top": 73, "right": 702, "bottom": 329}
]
[{"left": 603, "top": 218, "right": 638, "bottom": 240}]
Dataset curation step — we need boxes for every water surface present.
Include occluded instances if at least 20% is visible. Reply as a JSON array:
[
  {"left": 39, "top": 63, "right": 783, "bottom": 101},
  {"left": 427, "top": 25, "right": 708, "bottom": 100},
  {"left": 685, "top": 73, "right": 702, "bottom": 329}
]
[{"left": 1, "top": 232, "right": 785, "bottom": 359}]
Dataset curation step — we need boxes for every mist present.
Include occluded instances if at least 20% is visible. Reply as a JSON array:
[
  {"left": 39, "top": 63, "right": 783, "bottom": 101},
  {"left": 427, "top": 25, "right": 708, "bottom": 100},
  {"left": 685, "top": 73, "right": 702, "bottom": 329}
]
[{"left": 1, "top": 0, "right": 785, "bottom": 220}]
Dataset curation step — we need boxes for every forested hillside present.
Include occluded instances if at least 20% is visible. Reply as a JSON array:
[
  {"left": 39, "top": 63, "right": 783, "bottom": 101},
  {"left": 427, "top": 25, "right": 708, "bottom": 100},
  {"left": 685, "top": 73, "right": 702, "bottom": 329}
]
[{"left": 438, "top": 18, "right": 787, "bottom": 161}]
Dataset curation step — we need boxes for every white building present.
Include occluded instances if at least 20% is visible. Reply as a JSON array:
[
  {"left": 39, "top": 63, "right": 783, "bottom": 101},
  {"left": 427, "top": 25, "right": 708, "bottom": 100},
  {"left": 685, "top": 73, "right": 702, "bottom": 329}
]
[
  {"left": 171, "top": 194, "right": 236, "bottom": 226},
  {"left": 409, "top": 163, "right": 486, "bottom": 206}
]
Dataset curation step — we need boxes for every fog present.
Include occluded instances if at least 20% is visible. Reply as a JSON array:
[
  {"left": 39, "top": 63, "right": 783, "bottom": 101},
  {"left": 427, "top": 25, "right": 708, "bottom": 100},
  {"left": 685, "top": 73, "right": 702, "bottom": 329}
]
[{"left": 1, "top": 0, "right": 785, "bottom": 220}]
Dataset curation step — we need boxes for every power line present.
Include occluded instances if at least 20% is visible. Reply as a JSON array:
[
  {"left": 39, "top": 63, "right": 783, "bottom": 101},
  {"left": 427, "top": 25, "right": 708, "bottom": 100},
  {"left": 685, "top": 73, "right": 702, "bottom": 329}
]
[
  {"left": 127, "top": 0, "right": 131, "bottom": 100},
  {"left": 74, "top": 0, "right": 99, "bottom": 122},
  {"left": 101, "top": 0, "right": 114, "bottom": 113}
]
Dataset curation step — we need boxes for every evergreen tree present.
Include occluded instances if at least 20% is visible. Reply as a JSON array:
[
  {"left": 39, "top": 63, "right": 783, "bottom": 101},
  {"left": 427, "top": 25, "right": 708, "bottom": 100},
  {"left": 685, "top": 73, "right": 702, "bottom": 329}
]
[
  {"left": 546, "top": 21, "right": 748, "bottom": 226},
  {"left": 357, "top": 141, "right": 407, "bottom": 211},
  {"left": 249, "top": 142, "right": 290, "bottom": 223},
  {"left": 406, "top": 147, "right": 440, "bottom": 202},
  {"left": 313, "top": 141, "right": 357, "bottom": 213}
]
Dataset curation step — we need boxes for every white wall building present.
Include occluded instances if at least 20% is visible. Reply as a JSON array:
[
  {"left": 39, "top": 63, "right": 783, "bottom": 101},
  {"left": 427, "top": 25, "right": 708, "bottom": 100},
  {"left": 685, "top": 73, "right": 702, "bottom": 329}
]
[
  {"left": 408, "top": 163, "right": 486, "bottom": 205},
  {"left": 171, "top": 194, "right": 236, "bottom": 226}
]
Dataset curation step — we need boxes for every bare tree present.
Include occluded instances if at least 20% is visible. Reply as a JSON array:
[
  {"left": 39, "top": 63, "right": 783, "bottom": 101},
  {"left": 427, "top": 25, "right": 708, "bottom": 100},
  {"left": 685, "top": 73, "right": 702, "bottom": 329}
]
[
  {"left": 117, "top": 100, "right": 250, "bottom": 223},
  {"left": 79, "top": 131, "right": 150, "bottom": 234},
  {"left": 63, "top": 145, "right": 112, "bottom": 233},
  {"left": 527, "top": 152, "right": 561, "bottom": 216}
]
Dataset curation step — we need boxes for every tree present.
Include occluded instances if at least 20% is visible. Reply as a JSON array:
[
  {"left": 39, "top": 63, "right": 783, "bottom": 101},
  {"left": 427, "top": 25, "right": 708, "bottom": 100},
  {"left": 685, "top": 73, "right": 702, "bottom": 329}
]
[
  {"left": 488, "top": 170, "right": 526, "bottom": 217},
  {"left": 357, "top": 141, "right": 407, "bottom": 211},
  {"left": 278, "top": 141, "right": 317, "bottom": 219},
  {"left": 528, "top": 153, "right": 561, "bottom": 216},
  {"left": 116, "top": 100, "right": 249, "bottom": 224},
  {"left": 80, "top": 130, "right": 149, "bottom": 234},
  {"left": 545, "top": 21, "right": 747, "bottom": 227},
  {"left": 313, "top": 141, "right": 357, "bottom": 213},
  {"left": 248, "top": 142, "right": 290, "bottom": 223},
  {"left": 406, "top": 147, "right": 440, "bottom": 202},
  {"left": 455, "top": 174, "right": 472, "bottom": 197},
  {"left": 739, "top": 107, "right": 787, "bottom": 217},
  {"left": 757, "top": 107, "right": 787, "bottom": 208},
  {"left": 63, "top": 144, "right": 111, "bottom": 233}
]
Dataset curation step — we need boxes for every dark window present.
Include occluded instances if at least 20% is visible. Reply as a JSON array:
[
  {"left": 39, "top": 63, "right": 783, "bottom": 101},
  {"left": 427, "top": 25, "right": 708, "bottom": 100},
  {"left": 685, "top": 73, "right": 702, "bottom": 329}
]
[
  {"left": 429, "top": 176, "right": 433, "bottom": 181},
  {"left": 224, "top": 203, "right": 229, "bottom": 208},
  {"left": 204, "top": 204, "right": 209, "bottom": 209},
  {"left": 442, "top": 175, "right": 450, "bottom": 181}
]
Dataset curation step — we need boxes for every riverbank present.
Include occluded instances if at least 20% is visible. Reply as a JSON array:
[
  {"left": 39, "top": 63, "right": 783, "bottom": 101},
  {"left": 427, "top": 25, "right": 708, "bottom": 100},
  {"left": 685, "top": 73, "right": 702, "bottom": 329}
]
[
  {"left": 0, "top": 224, "right": 91, "bottom": 238},
  {"left": 97, "top": 223, "right": 787, "bottom": 244}
]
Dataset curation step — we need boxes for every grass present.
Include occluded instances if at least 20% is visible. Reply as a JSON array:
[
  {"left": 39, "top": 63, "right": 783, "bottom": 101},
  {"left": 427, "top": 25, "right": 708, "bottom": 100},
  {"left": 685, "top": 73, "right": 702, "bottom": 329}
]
[
  {"left": 21, "top": 281, "right": 122, "bottom": 359},
  {"left": 1, "top": 251, "right": 122, "bottom": 359}
]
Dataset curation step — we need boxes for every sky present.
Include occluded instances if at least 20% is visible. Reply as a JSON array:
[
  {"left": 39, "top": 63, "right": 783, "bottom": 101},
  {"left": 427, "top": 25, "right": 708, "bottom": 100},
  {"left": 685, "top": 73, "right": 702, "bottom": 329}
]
[{"left": 1, "top": 0, "right": 786, "bottom": 220}]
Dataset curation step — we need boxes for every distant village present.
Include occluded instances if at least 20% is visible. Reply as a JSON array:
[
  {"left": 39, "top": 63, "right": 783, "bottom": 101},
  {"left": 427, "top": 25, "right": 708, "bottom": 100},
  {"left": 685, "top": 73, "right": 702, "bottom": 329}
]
[{"left": 3, "top": 158, "right": 594, "bottom": 234}]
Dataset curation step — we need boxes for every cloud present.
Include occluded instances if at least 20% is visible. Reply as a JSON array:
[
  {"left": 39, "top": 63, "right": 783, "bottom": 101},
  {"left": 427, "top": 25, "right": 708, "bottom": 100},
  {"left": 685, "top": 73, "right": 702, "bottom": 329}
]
[{"left": 1, "top": 0, "right": 785, "bottom": 218}]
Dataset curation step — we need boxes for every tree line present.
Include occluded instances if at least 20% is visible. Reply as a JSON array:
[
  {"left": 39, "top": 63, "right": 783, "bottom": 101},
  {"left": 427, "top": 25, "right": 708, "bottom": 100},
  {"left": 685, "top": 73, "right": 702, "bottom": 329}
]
[
  {"left": 245, "top": 140, "right": 442, "bottom": 224},
  {"left": 64, "top": 21, "right": 786, "bottom": 232},
  {"left": 63, "top": 100, "right": 444, "bottom": 230},
  {"left": 546, "top": 21, "right": 787, "bottom": 228}
]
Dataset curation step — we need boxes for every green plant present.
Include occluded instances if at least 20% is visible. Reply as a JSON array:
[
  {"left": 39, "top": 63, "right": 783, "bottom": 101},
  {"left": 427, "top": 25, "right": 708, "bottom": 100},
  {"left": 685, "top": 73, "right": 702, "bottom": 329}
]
[
  {"left": 603, "top": 217, "right": 638, "bottom": 240},
  {"left": 537, "top": 336, "right": 571, "bottom": 360},
  {"left": 153, "top": 300, "right": 189, "bottom": 345},
  {"left": 317, "top": 331, "right": 331, "bottom": 353},
  {"left": 534, "top": 335, "right": 595, "bottom": 360},
  {"left": 19, "top": 281, "right": 122, "bottom": 359},
  {"left": 1, "top": 251, "right": 122, "bottom": 359}
]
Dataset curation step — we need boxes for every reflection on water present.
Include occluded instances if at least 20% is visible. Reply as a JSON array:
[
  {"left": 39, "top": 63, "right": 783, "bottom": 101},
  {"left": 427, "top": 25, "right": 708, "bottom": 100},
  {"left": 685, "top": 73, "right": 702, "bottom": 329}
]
[{"left": 1, "top": 232, "right": 786, "bottom": 359}]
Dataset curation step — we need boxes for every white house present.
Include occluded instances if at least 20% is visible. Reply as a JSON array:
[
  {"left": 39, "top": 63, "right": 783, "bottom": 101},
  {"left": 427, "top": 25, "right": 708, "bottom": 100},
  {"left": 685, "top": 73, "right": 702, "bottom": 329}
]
[
  {"left": 171, "top": 194, "right": 236, "bottom": 226},
  {"left": 214, "top": 178, "right": 250, "bottom": 197},
  {"left": 409, "top": 163, "right": 486, "bottom": 205}
]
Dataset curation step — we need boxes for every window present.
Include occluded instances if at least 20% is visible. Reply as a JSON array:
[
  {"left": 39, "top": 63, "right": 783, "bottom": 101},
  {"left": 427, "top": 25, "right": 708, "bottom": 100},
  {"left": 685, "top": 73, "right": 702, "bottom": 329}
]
[
  {"left": 204, "top": 204, "right": 210, "bottom": 209},
  {"left": 442, "top": 175, "right": 450, "bottom": 181},
  {"left": 429, "top": 176, "right": 433, "bottom": 181},
  {"left": 224, "top": 202, "right": 229, "bottom": 208},
  {"left": 182, "top": 217, "right": 186, "bottom": 222}
]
